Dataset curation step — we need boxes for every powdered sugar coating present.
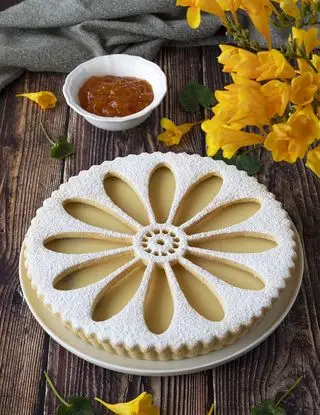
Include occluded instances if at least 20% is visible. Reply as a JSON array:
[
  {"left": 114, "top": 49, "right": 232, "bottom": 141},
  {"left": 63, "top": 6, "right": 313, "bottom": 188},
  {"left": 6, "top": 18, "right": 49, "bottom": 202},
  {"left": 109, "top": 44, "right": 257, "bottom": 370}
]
[{"left": 24, "top": 152, "right": 296, "bottom": 354}]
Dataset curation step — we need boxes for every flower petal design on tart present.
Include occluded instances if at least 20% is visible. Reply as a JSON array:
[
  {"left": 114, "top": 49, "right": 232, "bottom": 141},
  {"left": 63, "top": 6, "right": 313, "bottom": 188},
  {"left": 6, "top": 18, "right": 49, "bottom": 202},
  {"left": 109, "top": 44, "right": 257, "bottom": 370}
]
[
  {"left": 104, "top": 174, "right": 150, "bottom": 226},
  {"left": 25, "top": 153, "right": 296, "bottom": 358},
  {"left": 173, "top": 174, "right": 223, "bottom": 226}
]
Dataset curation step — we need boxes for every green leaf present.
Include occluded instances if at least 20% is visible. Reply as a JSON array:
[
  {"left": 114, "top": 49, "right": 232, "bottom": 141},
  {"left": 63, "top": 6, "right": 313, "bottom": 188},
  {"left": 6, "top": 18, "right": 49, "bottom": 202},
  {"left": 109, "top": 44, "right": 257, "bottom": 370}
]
[
  {"left": 57, "top": 397, "right": 94, "bottom": 415},
  {"left": 212, "top": 151, "right": 261, "bottom": 176},
  {"left": 251, "top": 400, "right": 286, "bottom": 415},
  {"left": 179, "top": 83, "right": 214, "bottom": 112},
  {"left": 51, "top": 137, "right": 75, "bottom": 160},
  {"left": 212, "top": 150, "right": 237, "bottom": 166},
  {"left": 236, "top": 155, "right": 262, "bottom": 176}
]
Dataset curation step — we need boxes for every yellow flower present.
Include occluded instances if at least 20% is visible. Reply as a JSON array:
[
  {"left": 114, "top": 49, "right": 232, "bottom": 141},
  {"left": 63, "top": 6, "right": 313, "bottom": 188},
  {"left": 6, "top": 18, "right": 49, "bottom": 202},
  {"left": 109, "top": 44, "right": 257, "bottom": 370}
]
[
  {"left": 218, "top": 45, "right": 260, "bottom": 79},
  {"left": 279, "top": 0, "right": 300, "bottom": 19},
  {"left": 306, "top": 146, "right": 320, "bottom": 177},
  {"left": 219, "top": 128, "right": 265, "bottom": 158},
  {"left": 16, "top": 91, "right": 57, "bottom": 109},
  {"left": 261, "top": 80, "right": 290, "bottom": 118},
  {"left": 176, "top": 0, "right": 225, "bottom": 29},
  {"left": 216, "top": 0, "right": 241, "bottom": 21},
  {"left": 158, "top": 117, "right": 199, "bottom": 146},
  {"left": 292, "top": 27, "right": 320, "bottom": 56},
  {"left": 265, "top": 105, "right": 320, "bottom": 162},
  {"left": 257, "top": 49, "right": 296, "bottom": 81},
  {"left": 214, "top": 80, "right": 269, "bottom": 129},
  {"left": 202, "top": 117, "right": 264, "bottom": 158},
  {"left": 95, "top": 392, "right": 159, "bottom": 415},
  {"left": 240, "top": 0, "right": 274, "bottom": 49},
  {"left": 291, "top": 72, "right": 318, "bottom": 106}
]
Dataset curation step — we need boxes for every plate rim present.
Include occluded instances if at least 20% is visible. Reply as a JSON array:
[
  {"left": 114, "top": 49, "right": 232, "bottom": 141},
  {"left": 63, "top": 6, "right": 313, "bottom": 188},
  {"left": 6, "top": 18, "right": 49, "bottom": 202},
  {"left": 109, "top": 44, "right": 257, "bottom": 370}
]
[{"left": 19, "top": 222, "right": 304, "bottom": 376}]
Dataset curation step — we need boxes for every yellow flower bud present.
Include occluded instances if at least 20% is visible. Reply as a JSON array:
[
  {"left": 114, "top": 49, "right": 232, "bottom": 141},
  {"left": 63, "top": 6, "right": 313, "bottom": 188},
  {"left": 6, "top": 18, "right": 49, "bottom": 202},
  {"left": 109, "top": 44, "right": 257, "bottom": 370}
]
[
  {"left": 240, "top": 0, "right": 274, "bottom": 49},
  {"left": 279, "top": 0, "right": 300, "bottom": 19}
]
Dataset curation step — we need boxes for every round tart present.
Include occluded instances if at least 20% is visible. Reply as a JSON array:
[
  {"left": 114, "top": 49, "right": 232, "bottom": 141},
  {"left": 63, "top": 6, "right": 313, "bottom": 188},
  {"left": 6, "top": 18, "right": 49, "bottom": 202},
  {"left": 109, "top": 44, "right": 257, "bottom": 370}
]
[{"left": 24, "top": 153, "right": 296, "bottom": 360}]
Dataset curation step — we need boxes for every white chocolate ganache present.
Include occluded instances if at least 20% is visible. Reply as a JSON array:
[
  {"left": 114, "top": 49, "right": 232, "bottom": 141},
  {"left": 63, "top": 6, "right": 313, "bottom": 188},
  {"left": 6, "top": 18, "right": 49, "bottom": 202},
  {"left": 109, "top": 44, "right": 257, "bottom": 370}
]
[{"left": 24, "top": 152, "right": 296, "bottom": 360}]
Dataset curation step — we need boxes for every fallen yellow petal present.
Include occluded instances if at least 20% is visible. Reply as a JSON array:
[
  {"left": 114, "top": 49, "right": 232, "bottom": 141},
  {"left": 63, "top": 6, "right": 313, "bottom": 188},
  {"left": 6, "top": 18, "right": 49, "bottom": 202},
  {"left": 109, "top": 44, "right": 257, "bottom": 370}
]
[
  {"left": 95, "top": 392, "right": 160, "bottom": 415},
  {"left": 16, "top": 91, "right": 57, "bottom": 109},
  {"left": 158, "top": 117, "right": 201, "bottom": 146}
]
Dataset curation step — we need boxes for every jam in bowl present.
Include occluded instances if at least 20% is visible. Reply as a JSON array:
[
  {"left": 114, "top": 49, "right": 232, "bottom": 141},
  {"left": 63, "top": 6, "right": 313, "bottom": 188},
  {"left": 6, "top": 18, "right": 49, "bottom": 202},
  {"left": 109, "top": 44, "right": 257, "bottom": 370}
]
[
  {"left": 78, "top": 75, "right": 154, "bottom": 118},
  {"left": 63, "top": 54, "right": 167, "bottom": 131}
]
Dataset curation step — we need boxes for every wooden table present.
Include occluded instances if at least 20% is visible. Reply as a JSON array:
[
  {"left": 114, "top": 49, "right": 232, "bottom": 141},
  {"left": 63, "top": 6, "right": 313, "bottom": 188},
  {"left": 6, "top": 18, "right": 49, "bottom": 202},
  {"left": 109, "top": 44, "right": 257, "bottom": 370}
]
[{"left": 1, "top": 2, "right": 320, "bottom": 415}]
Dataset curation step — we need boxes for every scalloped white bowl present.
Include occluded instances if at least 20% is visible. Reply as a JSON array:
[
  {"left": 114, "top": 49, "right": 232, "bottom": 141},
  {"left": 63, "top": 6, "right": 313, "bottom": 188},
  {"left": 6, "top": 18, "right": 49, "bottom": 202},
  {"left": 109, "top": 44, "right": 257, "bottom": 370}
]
[{"left": 63, "top": 55, "right": 167, "bottom": 131}]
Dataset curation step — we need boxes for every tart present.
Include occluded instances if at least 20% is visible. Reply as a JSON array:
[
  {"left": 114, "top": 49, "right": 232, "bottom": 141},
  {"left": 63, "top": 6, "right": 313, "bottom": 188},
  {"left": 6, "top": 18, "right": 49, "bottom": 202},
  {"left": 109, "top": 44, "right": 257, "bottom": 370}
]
[{"left": 23, "top": 153, "right": 296, "bottom": 360}]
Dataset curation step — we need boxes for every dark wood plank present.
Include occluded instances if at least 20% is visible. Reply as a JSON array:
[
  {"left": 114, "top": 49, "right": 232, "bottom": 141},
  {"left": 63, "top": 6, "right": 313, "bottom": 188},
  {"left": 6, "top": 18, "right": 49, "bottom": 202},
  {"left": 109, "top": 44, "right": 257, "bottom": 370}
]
[{"left": 0, "top": 72, "right": 70, "bottom": 415}]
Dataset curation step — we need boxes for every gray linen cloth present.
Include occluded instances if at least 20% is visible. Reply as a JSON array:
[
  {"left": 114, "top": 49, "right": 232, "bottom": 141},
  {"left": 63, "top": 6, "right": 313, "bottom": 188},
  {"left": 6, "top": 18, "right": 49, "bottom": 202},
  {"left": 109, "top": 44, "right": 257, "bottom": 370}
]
[{"left": 0, "top": 0, "right": 288, "bottom": 92}]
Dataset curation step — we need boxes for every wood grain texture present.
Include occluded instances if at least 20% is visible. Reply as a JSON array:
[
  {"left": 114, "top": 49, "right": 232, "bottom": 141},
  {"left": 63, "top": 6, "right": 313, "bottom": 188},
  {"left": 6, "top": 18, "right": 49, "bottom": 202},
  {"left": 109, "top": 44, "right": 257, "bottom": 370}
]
[
  {"left": 0, "top": 43, "right": 320, "bottom": 415},
  {"left": 0, "top": 72, "right": 69, "bottom": 414}
]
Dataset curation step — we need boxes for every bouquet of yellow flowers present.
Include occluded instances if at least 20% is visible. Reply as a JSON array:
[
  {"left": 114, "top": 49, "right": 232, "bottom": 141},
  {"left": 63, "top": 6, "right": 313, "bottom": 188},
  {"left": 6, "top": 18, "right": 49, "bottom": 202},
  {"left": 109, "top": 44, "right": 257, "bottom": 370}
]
[{"left": 159, "top": 1, "right": 320, "bottom": 177}]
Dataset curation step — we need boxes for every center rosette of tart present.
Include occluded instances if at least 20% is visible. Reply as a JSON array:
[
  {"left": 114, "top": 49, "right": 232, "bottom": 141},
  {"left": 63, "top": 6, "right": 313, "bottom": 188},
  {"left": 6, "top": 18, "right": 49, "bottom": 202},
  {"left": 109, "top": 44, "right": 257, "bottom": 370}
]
[{"left": 133, "top": 224, "right": 187, "bottom": 265}]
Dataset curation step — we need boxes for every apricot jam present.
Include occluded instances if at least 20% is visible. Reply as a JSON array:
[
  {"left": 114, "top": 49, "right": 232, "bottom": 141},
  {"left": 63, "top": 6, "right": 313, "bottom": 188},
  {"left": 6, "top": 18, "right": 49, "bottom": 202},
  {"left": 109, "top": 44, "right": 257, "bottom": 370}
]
[{"left": 78, "top": 75, "right": 154, "bottom": 117}]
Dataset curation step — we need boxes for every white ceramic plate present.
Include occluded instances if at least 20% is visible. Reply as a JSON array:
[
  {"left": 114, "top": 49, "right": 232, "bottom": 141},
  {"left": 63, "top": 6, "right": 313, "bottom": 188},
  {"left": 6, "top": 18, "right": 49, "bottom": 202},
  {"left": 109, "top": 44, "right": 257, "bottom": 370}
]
[{"left": 19, "top": 223, "right": 303, "bottom": 376}]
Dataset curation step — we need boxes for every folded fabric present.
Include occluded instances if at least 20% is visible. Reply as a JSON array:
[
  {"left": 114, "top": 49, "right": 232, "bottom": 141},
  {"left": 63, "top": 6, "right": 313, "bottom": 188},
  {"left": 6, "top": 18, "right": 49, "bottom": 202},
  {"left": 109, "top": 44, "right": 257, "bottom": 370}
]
[{"left": 0, "top": 0, "right": 288, "bottom": 92}]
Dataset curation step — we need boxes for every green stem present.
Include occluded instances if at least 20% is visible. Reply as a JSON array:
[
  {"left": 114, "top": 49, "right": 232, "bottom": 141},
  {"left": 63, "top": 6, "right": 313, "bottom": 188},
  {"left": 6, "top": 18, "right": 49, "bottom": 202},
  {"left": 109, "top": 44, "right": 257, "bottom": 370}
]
[
  {"left": 40, "top": 121, "right": 55, "bottom": 145},
  {"left": 241, "top": 144, "right": 264, "bottom": 156},
  {"left": 44, "top": 372, "right": 71, "bottom": 408},
  {"left": 207, "top": 401, "right": 216, "bottom": 415},
  {"left": 275, "top": 376, "right": 303, "bottom": 407}
]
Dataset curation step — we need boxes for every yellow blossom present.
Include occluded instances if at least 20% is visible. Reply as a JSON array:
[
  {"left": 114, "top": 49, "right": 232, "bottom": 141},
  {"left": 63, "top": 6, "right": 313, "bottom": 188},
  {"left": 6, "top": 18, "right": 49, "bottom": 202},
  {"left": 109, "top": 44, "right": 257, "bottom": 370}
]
[
  {"left": 202, "top": 117, "right": 265, "bottom": 158},
  {"left": 240, "top": 0, "right": 274, "bottom": 49},
  {"left": 176, "top": 0, "right": 225, "bottom": 29},
  {"left": 265, "top": 105, "right": 320, "bottom": 162},
  {"left": 95, "top": 392, "right": 159, "bottom": 415},
  {"left": 158, "top": 117, "right": 199, "bottom": 146},
  {"left": 295, "top": 53, "right": 320, "bottom": 87},
  {"left": 16, "top": 91, "right": 57, "bottom": 109},
  {"left": 257, "top": 49, "right": 296, "bottom": 81},
  {"left": 291, "top": 72, "right": 318, "bottom": 106},
  {"left": 218, "top": 45, "right": 260, "bottom": 79},
  {"left": 292, "top": 27, "right": 320, "bottom": 56},
  {"left": 216, "top": 0, "right": 241, "bottom": 21},
  {"left": 214, "top": 80, "right": 269, "bottom": 129},
  {"left": 306, "top": 146, "right": 320, "bottom": 177},
  {"left": 261, "top": 80, "right": 290, "bottom": 118},
  {"left": 279, "top": 0, "right": 300, "bottom": 19}
]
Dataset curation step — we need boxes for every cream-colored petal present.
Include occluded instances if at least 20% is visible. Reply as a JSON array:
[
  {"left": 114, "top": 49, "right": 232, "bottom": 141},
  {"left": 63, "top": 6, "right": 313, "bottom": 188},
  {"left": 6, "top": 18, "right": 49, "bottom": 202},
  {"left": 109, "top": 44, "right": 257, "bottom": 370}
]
[
  {"left": 189, "top": 232, "right": 277, "bottom": 253},
  {"left": 104, "top": 175, "right": 150, "bottom": 226},
  {"left": 144, "top": 265, "right": 174, "bottom": 334},
  {"left": 172, "top": 261, "right": 225, "bottom": 321},
  {"left": 149, "top": 165, "right": 176, "bottom": 224},
  {"left": 54, "top": 249, "right": 134, "bottom": 291},
  {"left": 45, "top": 232, "right": 132, "bottom": 254},
  {"left": 184, "top": 199, "right": 261, "bottom": 234},
  {"left": 64, "top": 200, "right": 136, "bottom": 234},
  {"left": 173, "top": 174, "right": 223, "bottom": 226},
  {"left": 92, "top": 261, "right": 146, "bottom": 322}
]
